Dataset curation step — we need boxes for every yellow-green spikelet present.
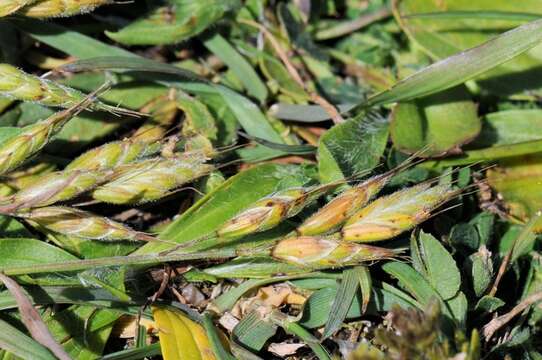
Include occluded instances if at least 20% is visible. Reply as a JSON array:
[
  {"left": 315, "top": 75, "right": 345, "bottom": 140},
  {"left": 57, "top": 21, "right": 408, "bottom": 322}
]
[
  {"left": 0, "top": 0, "right": 36, "bottom": 16},
  {"left": 0, "top": 97, "right": 93, "bottom": 175},
  {"left": 66, "top": 139, "right": 162, "bottom": 171},
  {"left": 91, "top": 155, "right": 213, "bottom": 205},
  {"left": 17, "top": 0, "right": 111, "bottom": 18},
  {"left": 0, "top": 169, "right": 107, "bottom": 211},
  {"left": 272, "top": 236, "right": 400, "bottom": 267},
  {"left": 21, "top": 206, "right": 155, "bottom": 241},
  {"left": 217, "top": 184, "right": 337, "bottom": 239},
  {"left": 341, "top": 183, "right": 456, "bottom": 242}
]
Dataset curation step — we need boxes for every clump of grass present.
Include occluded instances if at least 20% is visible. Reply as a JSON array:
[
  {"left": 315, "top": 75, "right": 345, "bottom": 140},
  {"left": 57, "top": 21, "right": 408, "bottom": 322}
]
[{"left": 1, "top": 2, "right": 541, "bottom": 359}]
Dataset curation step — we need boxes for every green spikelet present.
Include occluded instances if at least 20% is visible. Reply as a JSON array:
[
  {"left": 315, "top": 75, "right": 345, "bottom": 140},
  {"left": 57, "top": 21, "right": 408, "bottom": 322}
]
[
  {"left": 17, "top": 0, "right": 111, "bottom": 18},
  {"left": 341, "top": 183, "right": 457, "bottom": 242},
  {"left": 297, "top": 173, "right": 392, "bottom": 236},
  {"left": 272, "top": 235, "right": 400, "bottom": 268},
  {"left": 0, "top": 95, "right": 94, "bottom": 175},
  {"left": 0, "top": 162, "right": 56, "bottom": 197},
  {"left": 216, "top": 184, "right": 338, "bottom": 239},
  {"left": 91, "top": 154, "right": 213, "bottom": 205},
  {"left": 19, "top": 206, "right": 158, "bottom": 242},
  {"left": 0, "top": 64, "right": 135, "bottom": 114},
  {"left": 0, "top": 169, "right": 108, "bottom": 212},
  {"left": 65, "top": 139, "right": 162, "bottom": 171}
]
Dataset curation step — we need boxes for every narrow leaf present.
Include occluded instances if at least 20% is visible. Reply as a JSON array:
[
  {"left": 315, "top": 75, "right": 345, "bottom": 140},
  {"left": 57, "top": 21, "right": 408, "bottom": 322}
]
[
  {"left": 203, "top": 33, "right": 268, "bottom": 103},
  {"left": 365, "top": 19, "right": 542, "bottom": 107},
  {"left": 232, "top": 311, "right": 277, "bottom": 352},
  {"left": 0, "top": 318, "right": 56, "bottom": 360},
  {"left": 357, "top": 266, "right": 372, "bottom": 314},
  {"left": 203, "top": 314, "right": 236, "bottom": 360},
  {"left": 322, "top": 267, "right": 360, "bottom": 339}
]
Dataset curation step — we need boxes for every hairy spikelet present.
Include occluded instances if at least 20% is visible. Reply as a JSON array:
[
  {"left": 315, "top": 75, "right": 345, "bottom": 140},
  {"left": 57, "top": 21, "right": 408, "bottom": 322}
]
[
  {"left": 0, "top": 64, "right": 134, "bottom": 115},
  {"left": 0, "top": 95, "right": 94, "bottom": 175},
  {"left": 298, "top": 153, "right": 422, "bottom": 236},
  {"left": 0, "top": 162, "right": 56, "bottom": 197},
  {"left": 272, "top": 236, "right": 400, "bottom": 267},
  {"left": 91, "top": 154, "right": 213, "bottom": 204},
  {"left": 17, "top": 0, "right": 111, "bottom": 18},
  {"left": 341, "top": 183, "right": 457, "bottom": 242},
  {"left": 0, "top": 0, "right": 36, "bottom": 16},
  {"left": 217, "top": 184, "right": 337, "bottom": 239},
  {"left": 19, "top": 206, "right": 156, "bottom": 242},
  {"left": 65, "top": 139, "right": 162, "bottom": 171},
  {"left": 0, "top": 169, "right": 107, "bottom": 212},
  {"left": 297, "top": 173, "right": 392, "bottom": 236}
]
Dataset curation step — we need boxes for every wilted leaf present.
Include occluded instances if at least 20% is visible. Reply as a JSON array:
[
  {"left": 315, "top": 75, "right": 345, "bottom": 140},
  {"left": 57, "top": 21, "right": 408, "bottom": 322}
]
[{"left": 0, "top": 273, "right": 71, "bottom": 360}]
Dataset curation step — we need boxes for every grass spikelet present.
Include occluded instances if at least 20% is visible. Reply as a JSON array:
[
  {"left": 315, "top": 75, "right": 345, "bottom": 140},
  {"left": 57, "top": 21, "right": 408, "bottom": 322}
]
[
  {"left": 216, "top": 184, "right": 338, "bottom": 239},
  {"left": 0, "top": 169, "right": 108, "bottom": 212},
  {"left": 91, "top": 154, "right": 213, "bottom": 205},
  {"left": 0, "top": 0, "right": 36, "bottom": 16},
  {"left": 297, "top": 174, "right": 393, "bottom": 236},
  {"left": 0, "top": 93, "right": 95, "bottom": 175},
  {"left": 65, "top": 139, "right": 162, "bottom": 171},
  {"left": 19, "top": 206, "right": 160, "bottom": 242},
  {"left": 0, "top": 162, "right": 56, "bottom": 197},
  {"left": 0, "top": 64, "right": 137, "bottom": 115},
  {"left": 271, "top": 236, "right": 401, "bottom": 268},
  {"left": 17, "top": 0, "right": 111, "bottom": 18},
  {"left": 297, "top": 154, "right": 423, "bottom": 236},
  {"left": 341, "top": 182, "right": 457, "bottom": 243}
]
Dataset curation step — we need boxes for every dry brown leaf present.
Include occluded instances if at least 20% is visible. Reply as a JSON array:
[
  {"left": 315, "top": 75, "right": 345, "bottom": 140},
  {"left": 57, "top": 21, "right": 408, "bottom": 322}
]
[
  {"left": 268, "top": 342, "right": 306, "bottom": 357},
  {"left": 0, "top": 273, "right": 72, "bottom": 360}
]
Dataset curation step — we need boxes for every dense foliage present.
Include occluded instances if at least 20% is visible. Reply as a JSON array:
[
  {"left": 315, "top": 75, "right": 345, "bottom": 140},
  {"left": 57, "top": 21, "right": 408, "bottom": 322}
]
[{"left": 0, "top": 1, "right": 541, "bottom": 359}]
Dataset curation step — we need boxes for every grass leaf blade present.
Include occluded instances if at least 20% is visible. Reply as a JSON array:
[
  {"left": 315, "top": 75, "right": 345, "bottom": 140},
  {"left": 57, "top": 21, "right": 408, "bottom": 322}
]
[
  {"left": 322, "top": 267, "right": 361, "bottom": 339},
  {"left": 365, "top": 19, "right": 542, "bottom": 107}
]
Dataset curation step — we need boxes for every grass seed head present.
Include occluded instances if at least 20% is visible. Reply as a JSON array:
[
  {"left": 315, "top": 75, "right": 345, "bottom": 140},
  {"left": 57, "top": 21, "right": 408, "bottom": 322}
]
[
  {"left": 20, "top": 206, "right": 155, "bottom": 242},
  {"left": 0, "top": 64, "right": 134, "bottom": 115},
  {"left": 91, "top": 155, "right": 213, "bottom": 205},
  {"left": 65, "top": 139, "right": 162, "bottom": 171},
  {"left": 17, "top": 0, "right": 111, "bottom": 18},
  {"left": 297, "top": 173, "right": 393, "bottom": 236},
  {"left": 272, "top": 235, "right": 400, "bottom": 267},
  {"left": 341, "top": 183, "right": 456, "bottom": 242},
  {"left": 0, "top": 162, "right": 56, "bottom": 197},
  {"left": 0, "top": 169, "right": 107, "bottom": 212},
  {"left": 0, "top": 0, "right": 36, "bottom": 16},
  {"left": 217, "top": 184, "right": 336, "bottom": 239},
  {"left": 0, "top": 97, "right": 94, "bottom": 175}
]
